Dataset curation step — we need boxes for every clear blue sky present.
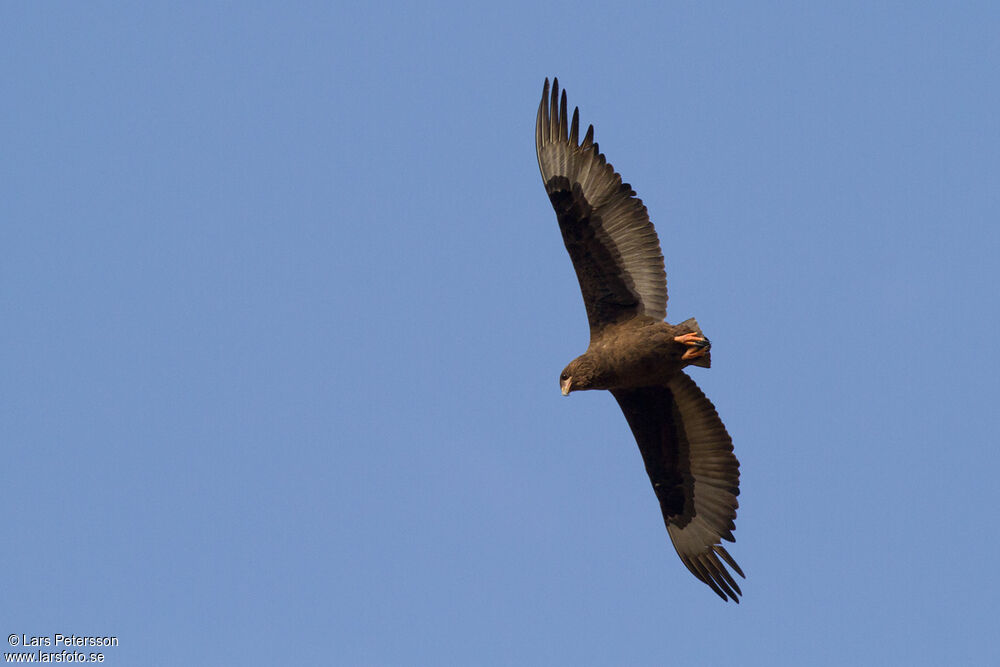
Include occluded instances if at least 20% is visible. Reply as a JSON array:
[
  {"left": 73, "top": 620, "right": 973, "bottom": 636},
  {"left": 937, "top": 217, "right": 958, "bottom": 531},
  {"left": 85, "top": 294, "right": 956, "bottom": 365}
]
[{"left": 3, "top": 2, "right": 998, "bottom": 665}]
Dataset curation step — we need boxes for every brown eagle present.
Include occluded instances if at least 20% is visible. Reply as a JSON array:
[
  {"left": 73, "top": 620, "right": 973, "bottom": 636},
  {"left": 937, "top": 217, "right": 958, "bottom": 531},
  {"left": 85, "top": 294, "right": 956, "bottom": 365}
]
[{"left": 536, "top": 78, "right": 744, "bottom": 602}]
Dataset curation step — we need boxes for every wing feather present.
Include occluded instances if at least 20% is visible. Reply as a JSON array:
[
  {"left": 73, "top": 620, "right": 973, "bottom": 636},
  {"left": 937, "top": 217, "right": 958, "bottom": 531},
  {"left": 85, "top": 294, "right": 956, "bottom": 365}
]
[
  {"left": 536, "top": 78, "right": 667, "bottom": 333},
  {"left": 612, "top": 373, "right": 743, "bottom": 602}
]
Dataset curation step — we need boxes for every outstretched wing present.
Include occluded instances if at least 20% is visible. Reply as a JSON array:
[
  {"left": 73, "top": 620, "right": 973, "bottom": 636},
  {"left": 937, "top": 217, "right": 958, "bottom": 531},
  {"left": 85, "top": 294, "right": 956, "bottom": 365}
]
[
  {"left": 536, "top": 78, "right": 667, "bottom": 334},
  {"left": 611, "top": 373, "right": 743, "bottom": 602}
]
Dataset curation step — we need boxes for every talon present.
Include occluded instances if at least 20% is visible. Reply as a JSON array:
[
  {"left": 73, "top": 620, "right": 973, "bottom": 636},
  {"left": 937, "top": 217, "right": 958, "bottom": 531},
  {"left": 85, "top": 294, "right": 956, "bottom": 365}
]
[
  {"left": 682, "top": 346, "right": 707, "bottom": 360},
  {"left": 674, "top": 332, "right": 711, "bottom": 360},
  {"left": 674, "top": 332, "right": 707, "bottom": 346}
]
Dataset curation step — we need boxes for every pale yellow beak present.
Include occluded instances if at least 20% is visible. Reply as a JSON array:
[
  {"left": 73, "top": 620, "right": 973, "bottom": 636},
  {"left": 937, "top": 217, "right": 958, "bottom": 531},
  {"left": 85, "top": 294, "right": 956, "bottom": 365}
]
[{"left": 560, "top": 377, "right": 572, "bottom": 396}]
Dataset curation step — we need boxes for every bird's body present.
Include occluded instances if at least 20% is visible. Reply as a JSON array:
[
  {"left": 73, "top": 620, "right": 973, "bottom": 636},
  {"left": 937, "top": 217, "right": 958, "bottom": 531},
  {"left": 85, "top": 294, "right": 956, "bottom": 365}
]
[
  {"left": 536, "top": 78, "right": 744, "bottom": 602},
  {"left": 563, "top": 317, "right": 707, "bottom": 392}
]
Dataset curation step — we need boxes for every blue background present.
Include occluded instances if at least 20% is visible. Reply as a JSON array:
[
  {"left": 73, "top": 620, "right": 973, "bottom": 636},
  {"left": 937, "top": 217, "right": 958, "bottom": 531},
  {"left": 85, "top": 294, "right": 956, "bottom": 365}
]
[{"left": 3, "top": 2, "right": 998, "bottom": 665}]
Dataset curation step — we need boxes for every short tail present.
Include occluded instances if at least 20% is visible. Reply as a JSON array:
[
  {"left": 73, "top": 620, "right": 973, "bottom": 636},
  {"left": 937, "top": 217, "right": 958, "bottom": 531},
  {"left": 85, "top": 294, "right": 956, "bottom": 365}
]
[{"left": 678, "top": 317, "right": 711, "bottom": 369}]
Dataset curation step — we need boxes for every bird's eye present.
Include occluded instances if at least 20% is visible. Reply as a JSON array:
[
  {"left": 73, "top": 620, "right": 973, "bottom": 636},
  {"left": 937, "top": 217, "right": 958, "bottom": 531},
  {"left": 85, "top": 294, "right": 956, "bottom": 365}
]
[{"left": 560, "top": 372, "right": 569, "bottom": 381}]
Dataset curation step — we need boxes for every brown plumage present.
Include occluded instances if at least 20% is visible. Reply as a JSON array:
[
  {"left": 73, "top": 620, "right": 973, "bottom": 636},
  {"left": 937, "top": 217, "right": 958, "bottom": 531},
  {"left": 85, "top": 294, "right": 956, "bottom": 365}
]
[{"left": 536, "top": 78, "right": 744, "bottom": 602}]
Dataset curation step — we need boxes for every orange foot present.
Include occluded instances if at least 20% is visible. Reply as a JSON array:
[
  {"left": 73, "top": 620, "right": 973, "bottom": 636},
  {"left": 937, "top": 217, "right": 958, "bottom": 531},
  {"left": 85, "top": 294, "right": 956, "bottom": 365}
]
[{"left": 674, "top": 332, "right": 712, "bottom": 360}]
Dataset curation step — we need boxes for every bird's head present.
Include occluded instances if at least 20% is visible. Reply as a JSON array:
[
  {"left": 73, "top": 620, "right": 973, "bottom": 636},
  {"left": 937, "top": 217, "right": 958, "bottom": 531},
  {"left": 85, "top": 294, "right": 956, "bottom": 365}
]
[{"left": 559, "top": 355, "right": 604, "bottom": 396}]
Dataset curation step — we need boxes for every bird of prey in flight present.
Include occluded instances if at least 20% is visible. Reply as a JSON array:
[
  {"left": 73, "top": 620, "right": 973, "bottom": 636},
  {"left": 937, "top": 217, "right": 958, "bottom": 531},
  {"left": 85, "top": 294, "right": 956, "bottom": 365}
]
[{"left": 536, "top": 78, "right": 743, "bottom": 602}]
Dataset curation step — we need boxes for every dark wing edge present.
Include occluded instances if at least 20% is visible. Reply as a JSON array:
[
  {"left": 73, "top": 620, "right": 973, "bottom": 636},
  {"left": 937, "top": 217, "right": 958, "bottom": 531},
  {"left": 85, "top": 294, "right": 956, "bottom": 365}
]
[
  {"left": 612, "top": 373, "right": 743, "bottom": 602},
  {"left": 535, "top": 77, "right": 667, "bottom": 331}
]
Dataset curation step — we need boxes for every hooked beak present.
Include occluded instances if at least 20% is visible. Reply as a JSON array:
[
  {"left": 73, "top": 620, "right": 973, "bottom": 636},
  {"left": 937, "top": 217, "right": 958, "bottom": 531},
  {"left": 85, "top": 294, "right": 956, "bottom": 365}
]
[{"left": 560, "top": 377, "right": 572, "bottom": 396}]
